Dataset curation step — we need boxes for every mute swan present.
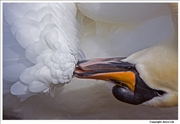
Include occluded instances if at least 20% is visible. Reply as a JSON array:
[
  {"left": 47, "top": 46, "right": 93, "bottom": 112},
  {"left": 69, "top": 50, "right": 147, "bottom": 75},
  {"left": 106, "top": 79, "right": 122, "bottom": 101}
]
[
  {"left": 75, "top": 3, "right": 178, "bottom": 107},
  {"left": 3, "top": 2, "right": 177, "bottom": 119}
]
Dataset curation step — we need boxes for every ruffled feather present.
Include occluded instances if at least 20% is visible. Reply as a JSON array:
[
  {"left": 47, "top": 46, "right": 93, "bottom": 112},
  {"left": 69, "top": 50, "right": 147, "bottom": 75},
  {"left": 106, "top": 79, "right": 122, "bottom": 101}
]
[{"left": 3, "top": 3, "right": 85, "bottom": 100}]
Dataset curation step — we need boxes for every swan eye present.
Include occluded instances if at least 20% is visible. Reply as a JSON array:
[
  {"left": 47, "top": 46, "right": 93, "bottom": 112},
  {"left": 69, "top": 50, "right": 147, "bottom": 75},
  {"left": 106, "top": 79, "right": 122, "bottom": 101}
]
[{"left": 156, "top": 90, "right": 166, "bottom": 96}]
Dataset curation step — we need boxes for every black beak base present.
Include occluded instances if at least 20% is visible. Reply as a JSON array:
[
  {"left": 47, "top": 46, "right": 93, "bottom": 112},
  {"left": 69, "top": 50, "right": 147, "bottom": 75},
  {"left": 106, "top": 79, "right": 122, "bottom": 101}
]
[{"left": 112, "top": 74, "right": 166, "bottom": 105}]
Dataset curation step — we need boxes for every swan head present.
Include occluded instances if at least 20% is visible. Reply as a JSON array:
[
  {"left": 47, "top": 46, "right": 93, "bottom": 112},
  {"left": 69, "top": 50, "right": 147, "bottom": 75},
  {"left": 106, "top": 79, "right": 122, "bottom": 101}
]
[{"left": 74, "top": 57, "right": 177, "bottom": 107}]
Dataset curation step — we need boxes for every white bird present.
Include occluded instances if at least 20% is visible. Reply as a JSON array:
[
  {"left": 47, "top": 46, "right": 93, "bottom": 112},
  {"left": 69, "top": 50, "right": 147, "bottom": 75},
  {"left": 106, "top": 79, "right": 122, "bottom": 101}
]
[
  {"left": 3, "top": 3, "right": 177, "bottom": 119},
  {"left": 75, "top": 3, "right": 178, "bottom": 107}
]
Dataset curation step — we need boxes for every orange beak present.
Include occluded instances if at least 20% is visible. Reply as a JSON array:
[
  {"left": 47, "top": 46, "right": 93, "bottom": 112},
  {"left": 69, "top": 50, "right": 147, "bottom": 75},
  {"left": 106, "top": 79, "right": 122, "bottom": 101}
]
[{"left": 74, "top": 57, "right": 136, "bottom": 92}]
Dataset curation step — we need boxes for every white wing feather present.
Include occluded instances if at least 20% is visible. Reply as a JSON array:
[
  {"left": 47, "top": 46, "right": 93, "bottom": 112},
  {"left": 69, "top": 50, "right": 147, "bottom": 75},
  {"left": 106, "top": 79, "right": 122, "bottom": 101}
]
[
  {"left": 3, "top": 3, "right": 85, "bottom": 100},
  {"left": 78, "top": 3, "right": 173, "bottom": 59},
  {"left": 77, "top": 3, "right": 170, "bottom": 24}
]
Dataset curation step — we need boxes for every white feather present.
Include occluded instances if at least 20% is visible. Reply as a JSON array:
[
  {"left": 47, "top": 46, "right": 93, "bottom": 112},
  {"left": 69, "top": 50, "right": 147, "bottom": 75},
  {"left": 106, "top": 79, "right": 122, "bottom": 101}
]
[
  {"left": 29, "top": 81, "right": 48, "bottom": 93},
  {"left": 3, "top": 3, "right": 84, "bottom": 100},
  {"left": 3, "top": 3, "right": 177, "bottom": 119},
  {"left": 77, "top": 3, "right": 170, "bottom": 24},
  {"left": 11, "top": 81, "right": 29, "bottom": 96}
]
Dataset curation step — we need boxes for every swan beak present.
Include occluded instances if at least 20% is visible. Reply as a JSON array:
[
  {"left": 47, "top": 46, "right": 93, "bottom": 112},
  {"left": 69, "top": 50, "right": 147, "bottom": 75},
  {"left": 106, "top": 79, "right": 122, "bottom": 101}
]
[{"left": 74, "top": 57, "right": 136, "bottom": 92}]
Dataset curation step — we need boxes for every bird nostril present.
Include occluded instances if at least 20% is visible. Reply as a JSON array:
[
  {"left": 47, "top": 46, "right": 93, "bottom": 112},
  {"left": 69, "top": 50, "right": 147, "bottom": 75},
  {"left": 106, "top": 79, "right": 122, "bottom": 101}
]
[{"left": 77, "top": 60, "right": 88, "bottom": 65}]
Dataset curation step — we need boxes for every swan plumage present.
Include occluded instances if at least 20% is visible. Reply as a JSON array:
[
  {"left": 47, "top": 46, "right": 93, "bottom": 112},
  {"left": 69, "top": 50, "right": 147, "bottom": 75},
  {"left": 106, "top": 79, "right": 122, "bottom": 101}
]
[
  {"left": 3, "top": 3, "right": 84, "bottom": 101},
  {"left": 3, "top": 2, "right": 177, "bottom": 119}
]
